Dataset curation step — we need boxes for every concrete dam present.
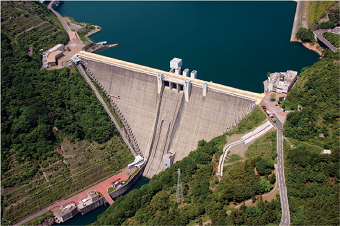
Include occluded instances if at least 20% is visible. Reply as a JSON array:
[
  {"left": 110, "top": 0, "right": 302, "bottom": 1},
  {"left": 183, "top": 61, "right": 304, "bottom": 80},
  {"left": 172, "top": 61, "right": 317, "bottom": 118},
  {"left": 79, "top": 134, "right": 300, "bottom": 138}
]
[{"left": 76, "top": 51, "right": 264, "bottom": 178}]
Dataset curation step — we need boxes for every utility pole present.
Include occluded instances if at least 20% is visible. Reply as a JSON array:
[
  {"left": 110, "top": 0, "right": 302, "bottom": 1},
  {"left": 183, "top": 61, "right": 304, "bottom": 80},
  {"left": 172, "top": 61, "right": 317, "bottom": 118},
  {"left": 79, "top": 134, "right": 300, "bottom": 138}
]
[{"left": 176, "top": 168, "right": 184, "bottom": 204}]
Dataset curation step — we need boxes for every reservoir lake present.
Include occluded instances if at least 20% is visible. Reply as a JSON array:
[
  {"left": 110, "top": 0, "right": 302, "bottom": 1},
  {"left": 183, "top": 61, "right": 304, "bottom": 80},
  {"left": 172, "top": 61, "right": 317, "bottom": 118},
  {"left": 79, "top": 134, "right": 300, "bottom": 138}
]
[
  {"left": 57, "top": 1, "right": 319, "bottom": 94},
  {"left": 55, "top": 1, "right": 318, "bottom": 224}
]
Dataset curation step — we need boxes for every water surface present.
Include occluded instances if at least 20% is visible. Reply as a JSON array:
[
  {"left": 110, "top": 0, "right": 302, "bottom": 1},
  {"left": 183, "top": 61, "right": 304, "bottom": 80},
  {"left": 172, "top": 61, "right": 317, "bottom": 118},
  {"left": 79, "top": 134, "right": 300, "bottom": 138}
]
[{"left": 57, "top": 1, "right": 319, "bottom": 93}]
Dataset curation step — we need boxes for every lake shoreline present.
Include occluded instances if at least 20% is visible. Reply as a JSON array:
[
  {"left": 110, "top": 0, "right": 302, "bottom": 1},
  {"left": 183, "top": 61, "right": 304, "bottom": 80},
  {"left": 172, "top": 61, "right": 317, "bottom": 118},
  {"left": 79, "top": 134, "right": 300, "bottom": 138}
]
[{"left": 290, "top": 1, "right": 324, "bottom": 57}]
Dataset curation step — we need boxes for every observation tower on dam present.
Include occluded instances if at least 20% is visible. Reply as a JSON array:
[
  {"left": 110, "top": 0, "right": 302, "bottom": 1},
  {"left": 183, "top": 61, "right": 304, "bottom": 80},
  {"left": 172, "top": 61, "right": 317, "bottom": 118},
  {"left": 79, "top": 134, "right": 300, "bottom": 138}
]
[{"left": 75, "top": 51, "right": 264, "bottom": 178}]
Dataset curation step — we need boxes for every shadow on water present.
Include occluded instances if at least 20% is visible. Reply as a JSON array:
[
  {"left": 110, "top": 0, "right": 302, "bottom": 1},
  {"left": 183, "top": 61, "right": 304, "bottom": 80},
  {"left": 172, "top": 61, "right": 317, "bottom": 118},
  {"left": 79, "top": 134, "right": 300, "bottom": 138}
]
[{"left": 53, "top": 176, "right": 150, "bottom": 225}]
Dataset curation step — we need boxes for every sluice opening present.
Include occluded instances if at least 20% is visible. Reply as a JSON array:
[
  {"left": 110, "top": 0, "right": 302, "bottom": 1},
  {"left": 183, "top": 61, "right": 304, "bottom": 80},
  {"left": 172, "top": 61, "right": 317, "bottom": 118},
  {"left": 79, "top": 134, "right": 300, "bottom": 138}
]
[{"left": 171, "top": 83, "right": 177, "bottom": 89}]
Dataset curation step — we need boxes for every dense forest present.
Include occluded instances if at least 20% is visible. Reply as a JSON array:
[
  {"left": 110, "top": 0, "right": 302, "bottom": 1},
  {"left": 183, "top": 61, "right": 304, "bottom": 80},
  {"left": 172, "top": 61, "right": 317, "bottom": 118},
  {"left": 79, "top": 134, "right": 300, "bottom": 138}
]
[
  {"left": 1, "top": 0, "right": 117, "bottom": 178},
  {"left": 93, "top": 108, "right": 281, "bottom": 225},
  {"left": 281, "top": 49, "right": 340, "bottom": 225},
  {"left": 1, "top": 1, "right": 133, "bottom": 223},
  {"left": 285, "top": 142, "right": 339, "bottom": 225},
  {"left": 282, "top": 51, "right": 339, "bottom": 151}
]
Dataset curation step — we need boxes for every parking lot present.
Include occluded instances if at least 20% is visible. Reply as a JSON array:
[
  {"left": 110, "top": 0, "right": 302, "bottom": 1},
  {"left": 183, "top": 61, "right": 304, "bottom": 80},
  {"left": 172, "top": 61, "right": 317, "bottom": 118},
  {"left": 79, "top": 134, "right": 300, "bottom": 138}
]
[{"left": 260, "top": 91, "right": 290, "bottom": 123}]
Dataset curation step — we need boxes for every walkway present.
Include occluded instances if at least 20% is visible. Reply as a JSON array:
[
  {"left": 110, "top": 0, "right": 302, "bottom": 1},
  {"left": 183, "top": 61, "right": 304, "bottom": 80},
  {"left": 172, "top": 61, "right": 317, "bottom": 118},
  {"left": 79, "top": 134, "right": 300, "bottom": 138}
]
[
  {"left": 76, "top": 51, "right": 265, "bottom": 104},
  {"left": 313, "top": 27, "right": 340, "bottom": 53},
  {"left": 76, "top": 64, "right": 137, "bottom": 157},
  {"left": 14, "top": 208, "right": 48, "bottom": 226},
  {"left": 218, "top": 120, "right": 274, "bottom": 177}
]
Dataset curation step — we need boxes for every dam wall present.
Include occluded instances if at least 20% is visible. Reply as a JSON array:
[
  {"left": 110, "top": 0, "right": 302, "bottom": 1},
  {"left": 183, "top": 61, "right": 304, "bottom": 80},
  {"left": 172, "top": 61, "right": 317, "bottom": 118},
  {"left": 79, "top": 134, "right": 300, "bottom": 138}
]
[
  {"left": 143, "top": 87, "right": 184, "bottom": 178},
  {"left": 77, "top": 51, "right": 263, "bottom": 178},
  {"left": 81, "top": 58, "right": 159, "bottom": 158},
  {"left": 168, "top": 85, "right": 254, "bottom": 161}
]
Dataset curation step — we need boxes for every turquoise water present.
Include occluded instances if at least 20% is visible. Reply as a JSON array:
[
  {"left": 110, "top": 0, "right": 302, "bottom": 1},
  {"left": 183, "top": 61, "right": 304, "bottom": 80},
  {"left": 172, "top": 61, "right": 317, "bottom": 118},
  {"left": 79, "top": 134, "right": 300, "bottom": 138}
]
[
  {"left": 57, "top": 1, "right": 319, "bottom": 93},
  {"left": 53, "top": 176, "right": 150, "bottom": 225}
]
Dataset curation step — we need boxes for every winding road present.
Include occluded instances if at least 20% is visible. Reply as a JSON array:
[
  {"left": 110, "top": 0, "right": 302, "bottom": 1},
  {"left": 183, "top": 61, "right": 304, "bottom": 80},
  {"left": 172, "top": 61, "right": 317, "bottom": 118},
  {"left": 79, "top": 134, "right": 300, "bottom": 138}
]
[
  {"left": 218, "top": 121, "right": 274, "bottom": 177},
  {"left": 218, "top": 113, "right": 290, "bottom": 225},
  {"left": 313, "top": 27, "right": 340, "bottom": 53}
]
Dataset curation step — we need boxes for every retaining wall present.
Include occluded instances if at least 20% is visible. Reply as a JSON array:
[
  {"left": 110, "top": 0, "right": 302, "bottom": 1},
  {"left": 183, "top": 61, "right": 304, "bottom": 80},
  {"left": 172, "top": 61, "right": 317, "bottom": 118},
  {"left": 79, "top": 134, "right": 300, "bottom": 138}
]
[{"left": 108, "top": 164, "right": 146, "bottom": 200}]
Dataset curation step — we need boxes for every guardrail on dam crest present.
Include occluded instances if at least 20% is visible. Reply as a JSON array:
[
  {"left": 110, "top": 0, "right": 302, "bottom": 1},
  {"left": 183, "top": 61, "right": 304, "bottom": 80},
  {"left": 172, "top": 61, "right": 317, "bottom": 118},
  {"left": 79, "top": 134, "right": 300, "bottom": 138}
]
[{"left": 76, "top": 51, "right": 264, "bottom": 178}]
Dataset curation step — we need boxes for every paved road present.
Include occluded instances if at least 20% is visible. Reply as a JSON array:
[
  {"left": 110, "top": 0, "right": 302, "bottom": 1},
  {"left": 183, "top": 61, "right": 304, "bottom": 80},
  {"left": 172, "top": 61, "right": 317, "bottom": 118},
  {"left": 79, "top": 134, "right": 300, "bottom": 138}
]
[
  {"left": 218, "top": 121, "right": 273, "bottom": 177},
  {"left": 314, "top": 27, "right": 340, "bottom": 53},
  {"left": 77, "top": 64, "right": 137, "bottom": 157},
  {"left": 47, "top": 1, "right": 85, "bottom": 69},
  {"left": 218, "top": 140, "right": 243, "bottom": 176},
  {"left": 273, "top": 114, "right": 291, "bottom": 226},
  {"left": 13, "top": 208, "right": 48, "bottom": 226},
  {"left": 47, "top": 1, "right": 69, "bottom": 32}
]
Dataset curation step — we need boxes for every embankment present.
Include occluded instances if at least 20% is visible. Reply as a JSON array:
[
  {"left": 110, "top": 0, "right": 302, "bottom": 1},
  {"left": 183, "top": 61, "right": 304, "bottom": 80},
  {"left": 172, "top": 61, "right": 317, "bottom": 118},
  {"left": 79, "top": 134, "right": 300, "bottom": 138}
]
[{"left": 290, "top": 1, "right": 303, "bottom": 42}]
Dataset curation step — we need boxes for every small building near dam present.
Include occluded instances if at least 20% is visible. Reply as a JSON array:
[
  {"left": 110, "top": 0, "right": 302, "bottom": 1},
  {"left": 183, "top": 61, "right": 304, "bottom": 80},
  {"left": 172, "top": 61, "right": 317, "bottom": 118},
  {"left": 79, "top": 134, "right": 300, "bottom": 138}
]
[
  {"left": 265, "top": 70, "right": 298, "bottom": 94},
  {"left": 51, "top": 202, "right": 79, "bottom": 223},
  {"left": 77, "top": 190, "right": 105, "bottom": 215}
]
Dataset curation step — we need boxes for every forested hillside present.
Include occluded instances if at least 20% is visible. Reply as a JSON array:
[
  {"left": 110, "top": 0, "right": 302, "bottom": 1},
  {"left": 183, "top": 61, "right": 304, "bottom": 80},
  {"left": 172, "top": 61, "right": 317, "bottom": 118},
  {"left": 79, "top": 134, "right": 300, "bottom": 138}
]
[
  {"left": 282, "top": 50, "right": 339, "bottom": 224},
  {"left": 1, "top": 1, "right": 133, "bottom": 223},
  {"left": 282, "top": 51, "right": 339, "bottom": 150},
  {"left": 93, "top": 108, "right": 281, "bottom": 225}
]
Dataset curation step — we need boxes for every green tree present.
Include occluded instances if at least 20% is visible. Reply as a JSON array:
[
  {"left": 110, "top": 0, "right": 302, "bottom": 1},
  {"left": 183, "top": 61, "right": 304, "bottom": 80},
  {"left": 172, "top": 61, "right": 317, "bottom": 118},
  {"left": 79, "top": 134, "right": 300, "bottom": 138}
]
[
  {"left": 259, "top": 178, "right": 273, "bottom": 192},
  {"left": 296, "top": 28, "right": 315, "bottom": 43},
  {"left": 270, "top": 93, "right": 276, "bottom": 101},
  {"left": 318, "top": 21, "right": 335, "bottom": 29}
]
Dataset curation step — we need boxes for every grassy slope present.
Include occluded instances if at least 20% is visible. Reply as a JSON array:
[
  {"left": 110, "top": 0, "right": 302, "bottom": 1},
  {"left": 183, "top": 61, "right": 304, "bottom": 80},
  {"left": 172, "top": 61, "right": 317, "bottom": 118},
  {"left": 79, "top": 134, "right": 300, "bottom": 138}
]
[{"left": 308, "top": 1, "right": 335, "bottom": 27}]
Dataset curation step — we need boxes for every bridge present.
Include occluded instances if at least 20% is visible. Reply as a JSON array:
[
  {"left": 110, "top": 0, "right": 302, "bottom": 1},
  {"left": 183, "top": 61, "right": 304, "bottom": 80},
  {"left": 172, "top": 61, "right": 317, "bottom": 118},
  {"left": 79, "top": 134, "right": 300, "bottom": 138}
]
[
  {"left": 75, "top": 51, "right": 265, "bottom": 178},
  {"left": 313, "top": 27, "right": 340, "bottom": 53}
]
